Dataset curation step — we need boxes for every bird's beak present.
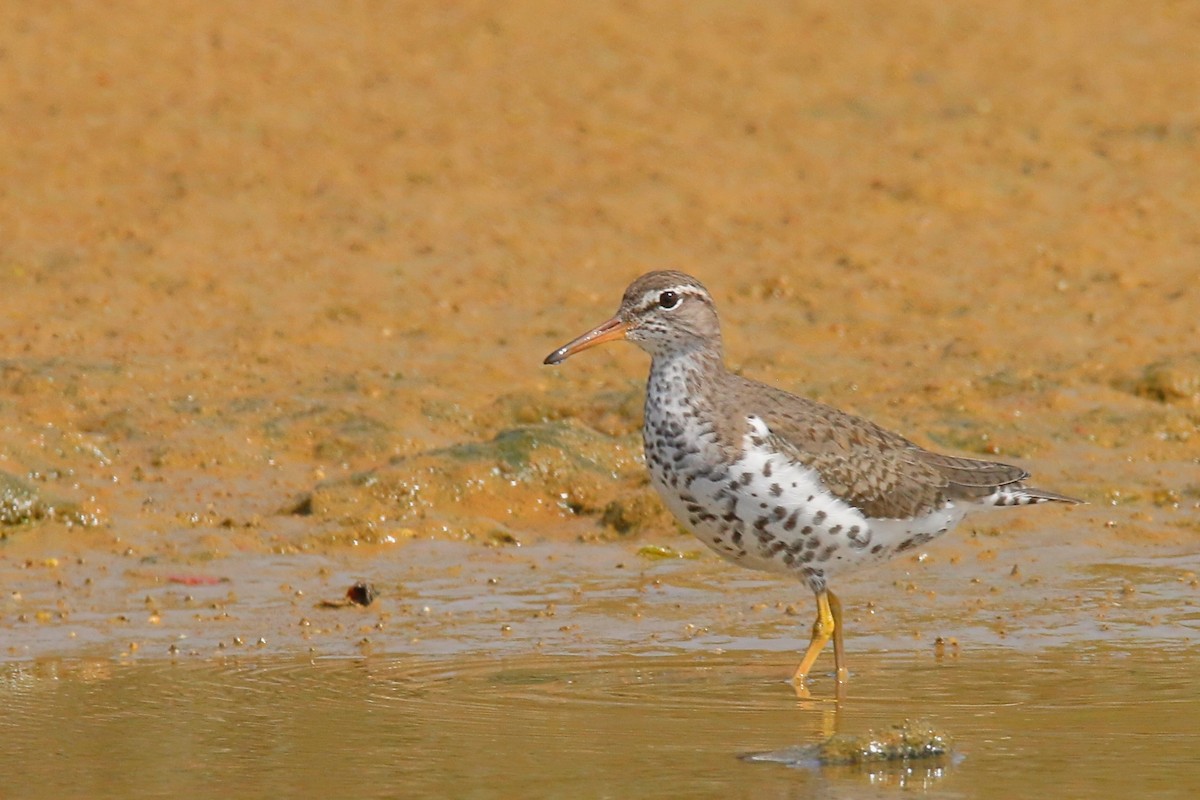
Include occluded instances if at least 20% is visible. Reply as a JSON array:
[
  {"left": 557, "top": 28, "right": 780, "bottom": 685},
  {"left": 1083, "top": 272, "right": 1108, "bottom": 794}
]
[{"left": 543, "top": 316, "right": 628, "bottom": 365}]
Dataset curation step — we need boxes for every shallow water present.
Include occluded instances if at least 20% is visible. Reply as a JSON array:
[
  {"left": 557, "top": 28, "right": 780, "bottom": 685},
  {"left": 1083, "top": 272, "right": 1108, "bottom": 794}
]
[
  {"left": 2, "top": 0, "right": 1199, "bottom": 797},
  {"left": 5, "top": 538, "right": 1200, "bottom": 799},
  {"left": 4, "top": 646, "right": 1199, "bottom": 799}
]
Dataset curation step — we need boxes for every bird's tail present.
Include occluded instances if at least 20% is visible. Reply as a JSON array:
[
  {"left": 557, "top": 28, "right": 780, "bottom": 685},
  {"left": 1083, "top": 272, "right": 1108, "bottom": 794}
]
[{"left": 985, "top": 485, "right": 1084, "bottom": 507}]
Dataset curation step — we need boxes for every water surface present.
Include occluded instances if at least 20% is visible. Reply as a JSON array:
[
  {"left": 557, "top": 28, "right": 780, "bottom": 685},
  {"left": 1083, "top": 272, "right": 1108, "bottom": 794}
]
[{"left": 5, "top": 644, "right": 1198, "bottom": 799}]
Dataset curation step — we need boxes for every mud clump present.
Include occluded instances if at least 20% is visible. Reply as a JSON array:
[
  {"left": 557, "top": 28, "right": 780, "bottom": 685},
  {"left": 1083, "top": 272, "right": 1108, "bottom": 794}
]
[
  {"left": 294, "top": 421, "right": 672, "bottom": 541},
  {"left": 812, "top": 719, "right": 952, "bottom": 765},
  {"left": 742, "top": 719, "right": 953, "bottom": 767},
  {"left": 1128, "top": 356, "right": 1200, "bottom": 405},
  {"left": 0, "top": 471, "right": 96, "bottom": 531}
]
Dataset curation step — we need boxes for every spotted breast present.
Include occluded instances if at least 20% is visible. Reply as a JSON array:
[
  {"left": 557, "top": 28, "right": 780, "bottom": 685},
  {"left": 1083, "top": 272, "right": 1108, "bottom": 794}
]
[{"left": 544, "top": 269, "right": 1082, "bottom": 692}]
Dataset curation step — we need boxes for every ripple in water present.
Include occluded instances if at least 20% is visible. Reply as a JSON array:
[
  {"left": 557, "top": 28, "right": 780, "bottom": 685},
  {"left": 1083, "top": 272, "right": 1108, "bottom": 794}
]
[{"left": 1, "top": 645, "right": 1198, "bottom": 799}]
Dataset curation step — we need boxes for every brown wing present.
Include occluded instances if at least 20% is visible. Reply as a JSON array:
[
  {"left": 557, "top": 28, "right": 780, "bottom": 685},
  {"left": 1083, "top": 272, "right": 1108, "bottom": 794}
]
[
  {"left": 736, "top": 377, "right": 1028, "bottom": 519},
  {"left": 907, "top": 450, "right": 1028, "bottom": 497}
]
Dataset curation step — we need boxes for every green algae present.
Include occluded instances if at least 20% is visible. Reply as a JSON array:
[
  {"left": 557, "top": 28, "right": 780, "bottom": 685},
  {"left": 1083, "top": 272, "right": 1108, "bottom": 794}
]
[
  {"left": 636, "top": 544, "right": 701, "bottom": 560},
  {"left": 815, "top": 719, "right": 953, "bottom": 765},
  {"left": 742, "top": 719, "right": 953, "bottom": 768},
  {"left": 294, "top": 421, "right": 672, "bottom": 541},
  {"left": 0, "top": 472, "right": 42, "bottom": 526},
  {"left": 0, "top": 471, "right": 95, "bottom": 531}
]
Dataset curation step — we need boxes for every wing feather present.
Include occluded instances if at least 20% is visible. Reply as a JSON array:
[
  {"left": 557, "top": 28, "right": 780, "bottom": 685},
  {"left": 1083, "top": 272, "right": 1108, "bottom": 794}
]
[{"left": 734, "top": 376, "right": 1039, "bottom": 518}]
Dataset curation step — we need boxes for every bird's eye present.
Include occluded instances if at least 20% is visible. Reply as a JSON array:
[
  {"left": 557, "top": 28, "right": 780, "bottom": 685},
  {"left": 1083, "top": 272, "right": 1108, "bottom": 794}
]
[{"left": 658, "top": 290, "right": 680, "bottom": 309}]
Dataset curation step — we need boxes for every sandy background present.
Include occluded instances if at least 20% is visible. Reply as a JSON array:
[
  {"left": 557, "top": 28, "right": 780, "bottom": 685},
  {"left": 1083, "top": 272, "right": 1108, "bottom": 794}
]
[{"left": 0, "top": 1, "right": 1197, "bottom": 662}]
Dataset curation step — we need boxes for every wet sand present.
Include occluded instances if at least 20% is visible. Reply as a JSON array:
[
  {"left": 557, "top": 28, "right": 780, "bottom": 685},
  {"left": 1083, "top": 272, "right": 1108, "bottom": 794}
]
[{"left": 1, "top": 1, "right": 1198, "bottom": 796}]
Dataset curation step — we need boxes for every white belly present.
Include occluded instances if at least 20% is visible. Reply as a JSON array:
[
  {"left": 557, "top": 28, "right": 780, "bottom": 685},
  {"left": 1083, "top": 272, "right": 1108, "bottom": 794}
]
[{"left": 646, "top": 414, "right": 965, "bottom": 593}]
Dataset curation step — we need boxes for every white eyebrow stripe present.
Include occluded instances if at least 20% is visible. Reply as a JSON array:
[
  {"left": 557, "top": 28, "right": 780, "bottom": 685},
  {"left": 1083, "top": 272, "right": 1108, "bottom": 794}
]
[{"left": 635, "top": 286, "right": 702, "bottom": 313}]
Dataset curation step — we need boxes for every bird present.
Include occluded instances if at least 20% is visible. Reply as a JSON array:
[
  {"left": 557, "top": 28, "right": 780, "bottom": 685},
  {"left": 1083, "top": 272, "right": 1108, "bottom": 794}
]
[{"left": 543, "top": 270, "right": 1081, "bottom": 692}]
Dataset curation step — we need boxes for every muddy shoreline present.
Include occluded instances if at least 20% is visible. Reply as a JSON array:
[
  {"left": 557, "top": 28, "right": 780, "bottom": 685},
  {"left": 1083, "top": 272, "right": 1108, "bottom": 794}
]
[
  {"left": 1, "top": 0, "right": 1198, "bottom": 659},
  {"left": 1, "top": 3, "right": 1198, "bottom": 796}
]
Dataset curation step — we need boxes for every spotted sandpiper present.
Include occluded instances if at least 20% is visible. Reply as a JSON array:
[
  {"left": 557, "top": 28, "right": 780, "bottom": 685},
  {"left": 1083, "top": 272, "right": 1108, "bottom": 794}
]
[{"left": 544, "top": 270, "right": 1081, "bottom": 692}]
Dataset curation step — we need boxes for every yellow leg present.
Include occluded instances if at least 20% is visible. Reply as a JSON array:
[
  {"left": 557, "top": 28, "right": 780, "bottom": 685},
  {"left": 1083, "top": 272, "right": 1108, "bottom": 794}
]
[
  {"left": 790, "top": 590, "right": 849, "bottom": 690},
  {"left": 828, "top": 590, "right": 848, "bottom": 685}
]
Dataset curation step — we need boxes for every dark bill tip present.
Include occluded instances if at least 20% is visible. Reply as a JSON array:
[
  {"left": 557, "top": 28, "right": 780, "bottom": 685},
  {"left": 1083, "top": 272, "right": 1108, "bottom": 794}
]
[{"left": 541, "top": 317, "right": 627, "bottom": 367}]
